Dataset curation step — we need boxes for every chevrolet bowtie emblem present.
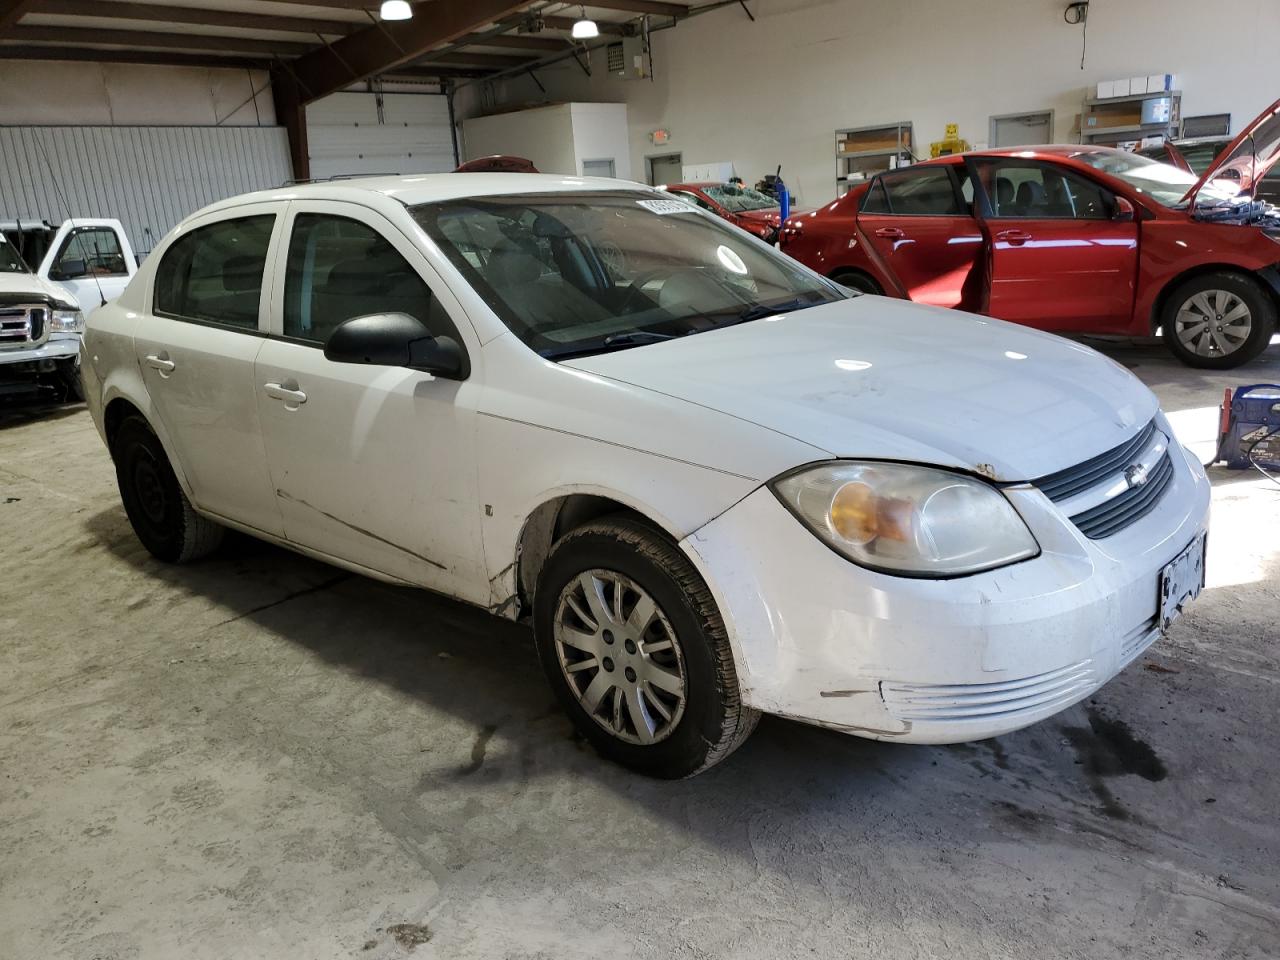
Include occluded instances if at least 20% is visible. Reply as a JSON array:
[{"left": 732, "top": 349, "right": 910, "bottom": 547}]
[{"left": 1125, "top": 463, "right": 1150, "bottom": 489}]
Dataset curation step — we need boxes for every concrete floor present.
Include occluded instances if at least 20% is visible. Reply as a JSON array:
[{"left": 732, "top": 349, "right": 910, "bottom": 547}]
[{"left": 2, "top": 342, "right": 1278, "bottom": 960}]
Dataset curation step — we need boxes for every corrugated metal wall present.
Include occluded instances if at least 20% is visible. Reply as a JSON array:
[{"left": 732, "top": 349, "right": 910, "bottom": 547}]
[
  {"left": 307, "top": 92, "right": 454, "bottom": 180},
  {"left": 0, "top": 125, "right": 290, "bottom": 258}
]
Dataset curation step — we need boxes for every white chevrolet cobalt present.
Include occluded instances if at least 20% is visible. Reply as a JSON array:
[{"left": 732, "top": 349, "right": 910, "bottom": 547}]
[{"left": 82, "top": 174, "right": 1210, "bottom": 777}]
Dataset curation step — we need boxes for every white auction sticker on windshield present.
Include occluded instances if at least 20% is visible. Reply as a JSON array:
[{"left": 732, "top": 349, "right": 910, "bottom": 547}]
[{"left": 636, "top": 198, "right": 697, "bottom": 215}]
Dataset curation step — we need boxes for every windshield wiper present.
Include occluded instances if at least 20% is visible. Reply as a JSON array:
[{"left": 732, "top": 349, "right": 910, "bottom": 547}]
[
  {"left": 733, "top": 296, "right": 829, "bottom": 324},
  {"left": 601, "top": 331, "right": 676, "bottom": 347}
]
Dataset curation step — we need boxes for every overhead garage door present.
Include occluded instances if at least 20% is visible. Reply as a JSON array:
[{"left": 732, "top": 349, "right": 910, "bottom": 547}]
[
  {"left": 306, "top": 91, "right": 455, "bottom": 179},
  {"left": 0, "top": 125, "right": 290, "bottom": 259}
]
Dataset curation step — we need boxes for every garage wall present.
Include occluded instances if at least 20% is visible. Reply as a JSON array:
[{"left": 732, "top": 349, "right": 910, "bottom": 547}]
[
  {"left": 307, "top": 90, "right": 456, "bottom": 179},
  {"left": 0, "top": 126, "right": 290, "bottom": 257},
  {"left": 465, "top": 0, "right": 1280, "bottom": 205},
  {"left": 0, "top": 61, "right": 273, "bottom": 126},
  {"left": 460, "top": 102, "right": 631, "bottom": 178}
]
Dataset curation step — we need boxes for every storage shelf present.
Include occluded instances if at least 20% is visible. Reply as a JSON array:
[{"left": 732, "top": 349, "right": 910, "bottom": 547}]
[
  {"left": 1082, "top": 122, "right": 1176, "bottom": 137},
  {"left": 836, "top": 147, "right": 912, "bottom": 159},
  {"left": 1084, "top": 90, "right": 1182, "bottom": 106}
]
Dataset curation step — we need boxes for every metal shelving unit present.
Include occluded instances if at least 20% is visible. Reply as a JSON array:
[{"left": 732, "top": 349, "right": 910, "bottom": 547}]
[
  {"left": 1080, "top": 90, "right": 1182, "bottom": 147},
  {"left": 836, "top": 122, "right": 913, "bottom": 196}
]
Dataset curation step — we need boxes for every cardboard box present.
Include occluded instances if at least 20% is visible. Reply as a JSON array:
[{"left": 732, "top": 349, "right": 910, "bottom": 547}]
[
  {"left": 1147, "top": 73, "right": 1179, "bottom": 92},
  {"left": 1113, "top": 78, "right": 1131, "bottom": 96},
  {"left": 1130, "top": 76, "right": 1149, "bottom": 95},
  {"left": 1096, "top": 80, "right": 1114, "bottom": 99}
]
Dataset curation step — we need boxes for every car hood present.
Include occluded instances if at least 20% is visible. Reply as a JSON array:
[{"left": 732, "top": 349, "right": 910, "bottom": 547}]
[
  {"left": 564, "top": 297, "right": 1158, "bottom": 482},
  {"left": 0, "top": 271, "right": 76, "bottom": 306},
  {"left": 1184, "top": 96, "right": 1280, "bottom": 205}
]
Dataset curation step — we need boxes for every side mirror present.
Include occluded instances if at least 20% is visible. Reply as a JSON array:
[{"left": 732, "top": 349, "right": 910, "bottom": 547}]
[
  {"left": 324, "top": 312, "right": 468, "bottom": 380},
  {"left": 50, "top": 258, "right": 88, "bottom": 280},
  {"left": 1113, "top": 196, "right": 1136, "bottom": 222}
]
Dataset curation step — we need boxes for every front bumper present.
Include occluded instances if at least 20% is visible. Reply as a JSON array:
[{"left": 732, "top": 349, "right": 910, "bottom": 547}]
[
  {"left": 0, "top": 336, "right": 80, "bottom": 367},
  {"left": 681, "top": 438, "right": 1211, "bottom": 744}
]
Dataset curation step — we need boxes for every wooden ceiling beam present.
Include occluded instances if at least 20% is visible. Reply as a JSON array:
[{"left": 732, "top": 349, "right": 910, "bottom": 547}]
[
  {"left": 0, "top": 43, "right": 267, "bottom": 70},
  {"left": 12, "top": 23, "right": 314, "bottom": 55},
  {"left": 283, "top": 0, "right": 533, "bottom": 104},
  {"left": 539, "top": 14, "right": 626, "bottom": 35},
  {"left": 0, "top": 0, "right": 40, "bottom": 35},
  {"left": 585, "top": 0, "right": 688, "bottom": 16},
  {"left": 38, "top": 0, "right": 355, "bottom": 37},
  {"left": 465, "top": 33, "right": 570, "bottom": 52}
]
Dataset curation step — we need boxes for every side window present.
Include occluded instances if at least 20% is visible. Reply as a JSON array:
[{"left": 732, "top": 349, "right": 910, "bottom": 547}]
[
  {"left": 54, "top": 227, "right": 127, "bottom": 279},
  {"left": 980, "top": 161, "right": 1111, "bottom": 220},
  {"left": 879, "top": 169, "right": 964, "bottom": 215},
  {"left": 283, "top": 213, "right": 456, "bottom": 346},
  {"left": 860, "top": 178, "right": 890, "bottom": 214},
  {"left": 155, "top": 215, "right": 274, "bottom": 330}
]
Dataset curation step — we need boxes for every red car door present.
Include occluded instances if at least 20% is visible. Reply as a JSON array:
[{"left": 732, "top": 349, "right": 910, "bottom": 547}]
[
  {"left": 857, "top": 165, "right": 984, "bottom": 309},
  {"left": 970, "top": 157, "right": 1138, "bottom": 332}
]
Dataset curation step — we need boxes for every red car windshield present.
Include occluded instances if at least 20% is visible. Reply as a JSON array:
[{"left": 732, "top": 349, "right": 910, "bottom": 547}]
[{"left": 703, "top": 184, "right": 778, "bottom": 213}]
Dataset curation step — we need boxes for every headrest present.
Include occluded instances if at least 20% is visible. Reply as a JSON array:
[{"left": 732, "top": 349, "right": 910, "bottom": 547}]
[{"left": 487, "top": 246, "right": 543, "bottom": 287}]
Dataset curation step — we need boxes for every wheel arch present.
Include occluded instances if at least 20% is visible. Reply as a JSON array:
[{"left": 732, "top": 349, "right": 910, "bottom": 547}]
[
  {"left": 828, "top": 266, "right": 883, "bottom": 295},
  {"left": 101, "top": 393, "right": 196, "bottom": 498},
  {"left": 511, "top": 493, "right": 682, "bottom": 620},
  {"left": 1147, "top": 262, "right": 1278, "bottom": 334}
]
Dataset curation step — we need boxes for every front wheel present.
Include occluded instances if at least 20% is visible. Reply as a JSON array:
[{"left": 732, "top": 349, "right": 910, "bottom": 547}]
[
  {"left": 533, "top": 516, "right": 758, "bottom": 778},
  {"left": 112, "top": 416, "right": 224, "bottom": 563},
  {"left": 1162, "top": 272, "right": 1276, "bottom": 369}
]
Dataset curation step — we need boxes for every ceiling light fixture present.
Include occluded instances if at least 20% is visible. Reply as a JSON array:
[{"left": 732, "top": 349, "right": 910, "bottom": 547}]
[
  {"left": 571, "top": 6, "right": 598, "bottom": 39},
  {"left": 380, "top": 0, "right": 413, "bottom": 21}
]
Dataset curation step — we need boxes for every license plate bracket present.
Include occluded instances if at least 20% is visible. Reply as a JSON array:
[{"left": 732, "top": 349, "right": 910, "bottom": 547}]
[{"left": 1158, "top": 534, "right": 1206, "bottom": 633}]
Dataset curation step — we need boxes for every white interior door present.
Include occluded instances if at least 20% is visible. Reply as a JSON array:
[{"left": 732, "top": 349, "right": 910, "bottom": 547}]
[{"left": 990, "top": 112, "right": 1053, "bottom": 148}]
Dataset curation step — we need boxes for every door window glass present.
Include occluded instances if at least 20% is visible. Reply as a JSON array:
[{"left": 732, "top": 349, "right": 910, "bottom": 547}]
[
  {"left": 154, "top": 215, "right": 273, "bottom": 329},
  {"left": 283, "top": 213, "right": 455, "bottom": 346},
  {"left": 879, "top": 169, "right": 964, "bottom": 215},
  {"left": 978, "top": 160, "right": 1111, "bottom": 219},
  {"left": 860, "top": 178, "right": 890, "bottom": 214},
  {"left": 55, "top": 227, "right": 127, "bottom": 279}
]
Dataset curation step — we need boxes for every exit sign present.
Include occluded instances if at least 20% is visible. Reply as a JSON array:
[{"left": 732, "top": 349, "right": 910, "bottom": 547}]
[{"left": 650, "top": 128, "right": 672, "bottom": 146}]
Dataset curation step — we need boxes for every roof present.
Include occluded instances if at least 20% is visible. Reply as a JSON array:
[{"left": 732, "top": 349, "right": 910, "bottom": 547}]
[{"left": 194, "top": 172, "right": 656, "bottom": 218}]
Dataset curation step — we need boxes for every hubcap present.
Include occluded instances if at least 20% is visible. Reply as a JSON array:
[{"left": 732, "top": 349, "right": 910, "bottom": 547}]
[
  {"left": 1174, "top": 289, "right": 1252, "bottom": 357},
  {"left": 553, "top": 569, "right": 687, "bottom": 745},
  {"left": 133, "top": 455, "right": 167, "bottom": 524}
]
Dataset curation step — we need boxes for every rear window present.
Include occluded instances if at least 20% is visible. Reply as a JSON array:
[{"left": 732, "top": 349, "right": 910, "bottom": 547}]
[{"left": 154, "top": 216, "right": 273, "bottom": 330}]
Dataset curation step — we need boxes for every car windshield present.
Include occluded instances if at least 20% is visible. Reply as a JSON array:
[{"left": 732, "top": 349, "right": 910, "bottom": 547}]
[
  {"left": 702, "top": 183, "right": 778, "bottom": 213},
  {"left": 1070, "top": 150, "right": 1211, "bottom": 207},
  {"left": 411, "top": 191, "right": 844, "bottom": 359},
  {"left": 0, "top": 236, "right": 30, "bottom": 273}
]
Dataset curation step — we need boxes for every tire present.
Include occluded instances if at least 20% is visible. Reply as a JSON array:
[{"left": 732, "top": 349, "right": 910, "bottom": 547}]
[
  {"left": 1161, "top": 271, "right": 1276, "bottom": 369},
  {"left": 52, "top": 360, "right": 84, "bottom": 403},
  {"left": 533, "top": 516, "right": 758, "bottom": 778},
  {"left": 111, "top": 415, "right": 224, "bottom": 563},
  {"left": 831, "top": 269, "right": 882, "bottom": 296}
]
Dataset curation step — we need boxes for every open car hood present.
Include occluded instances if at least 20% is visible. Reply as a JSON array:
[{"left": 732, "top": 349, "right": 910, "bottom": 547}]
[{"left": 1183, "top": 97, "right": 1280, "bottom": 205}]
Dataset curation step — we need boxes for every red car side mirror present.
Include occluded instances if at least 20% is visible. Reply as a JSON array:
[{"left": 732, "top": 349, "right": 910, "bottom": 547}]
[{"left": 1113, "top": 196, "right": 1137, "bottom": 222}]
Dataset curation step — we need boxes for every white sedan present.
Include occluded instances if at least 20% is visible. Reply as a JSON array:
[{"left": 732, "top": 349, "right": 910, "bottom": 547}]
[{"left": 81, "top": 174, "right": 1210, "bottom": 777}]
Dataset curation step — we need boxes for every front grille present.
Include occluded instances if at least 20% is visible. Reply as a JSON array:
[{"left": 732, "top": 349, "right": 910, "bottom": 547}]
[
  {"left": 881, "top": 659, "right": 1097, "bottom": 723},
  {"left": 1036, "top": 420, "right": 1158, "bottom": 501},
  {"left": 1033, "top": 418, "right": 1175, "bottom": 539},
  {"left": 0, "top": 305, "right": 47, "bottom": 347},
  {"left": 1068, "top": 451, "right": 1175, "bottom": 538}
]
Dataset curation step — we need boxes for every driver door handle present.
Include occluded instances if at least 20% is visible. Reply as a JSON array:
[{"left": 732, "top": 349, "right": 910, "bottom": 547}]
[
  {"left": 264, "top": 381, "right": 307, "bottom": 405},
  {"left": 144, "top": 353, "right": 175, "bottom": 373},
  {"left": 874, "top": 227, "right": 905, "bottom": 239},
  {"left": 995, "top": 229, "right": 1033, "bottom": 245}
]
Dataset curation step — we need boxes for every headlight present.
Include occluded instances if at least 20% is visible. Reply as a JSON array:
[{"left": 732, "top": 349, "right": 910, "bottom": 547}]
[
  {"left": 772, "top": 461, "right": 1039, "bottom": 577},
  {"left": 50, "top": 308, "right": 84, "bottom": 334}
]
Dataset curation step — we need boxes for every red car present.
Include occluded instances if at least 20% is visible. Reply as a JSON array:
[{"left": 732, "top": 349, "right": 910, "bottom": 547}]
[
  {"left": 661, "top": 181, "right": 791, "bottom": 241},
  {"left": 780, "top": 99, "right": 1280, "bottom": 368},
  {"left": 1138, "top": 137, "right": 1280, "bottom": 205}
]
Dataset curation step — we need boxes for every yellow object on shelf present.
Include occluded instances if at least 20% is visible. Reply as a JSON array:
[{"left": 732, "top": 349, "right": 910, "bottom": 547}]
[{"left": 930, "top": 124, "right": 969, "bottom": 158}]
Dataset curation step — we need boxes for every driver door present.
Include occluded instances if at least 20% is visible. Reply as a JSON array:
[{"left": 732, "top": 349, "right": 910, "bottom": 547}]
[
  {"left": 254, "top": 200, "right": 488, "bottom": 602},
  {"left": 970, "top": 157, "right": 1138, "bottom": 332}
]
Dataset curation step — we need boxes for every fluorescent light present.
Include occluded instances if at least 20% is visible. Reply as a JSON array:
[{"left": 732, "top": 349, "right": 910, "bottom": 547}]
[
  {"left": 572, "top": 16, "right": 598, "bottom": 39},
  {"left": 380, "top": 0, "right": 412, "bottom": 21}
]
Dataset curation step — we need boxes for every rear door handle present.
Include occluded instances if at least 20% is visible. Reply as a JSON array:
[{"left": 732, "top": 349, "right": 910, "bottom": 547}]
[
  {"left": 264, "top": 381, "right": 307, "bottom": 405},
  {"left": 995, "top": 229, "right": 1033, "bottom": 245},
  {"left": 874, "top": 227, "right": 905, "bottom": 239},
  {"left": 144, "top": 353, "right": 176, "bottom": 374}
]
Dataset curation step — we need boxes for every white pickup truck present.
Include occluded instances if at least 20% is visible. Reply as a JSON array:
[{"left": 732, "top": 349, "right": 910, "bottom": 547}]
[{"left": 0, "top": 218, "right": 137, "bottom": 401}]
